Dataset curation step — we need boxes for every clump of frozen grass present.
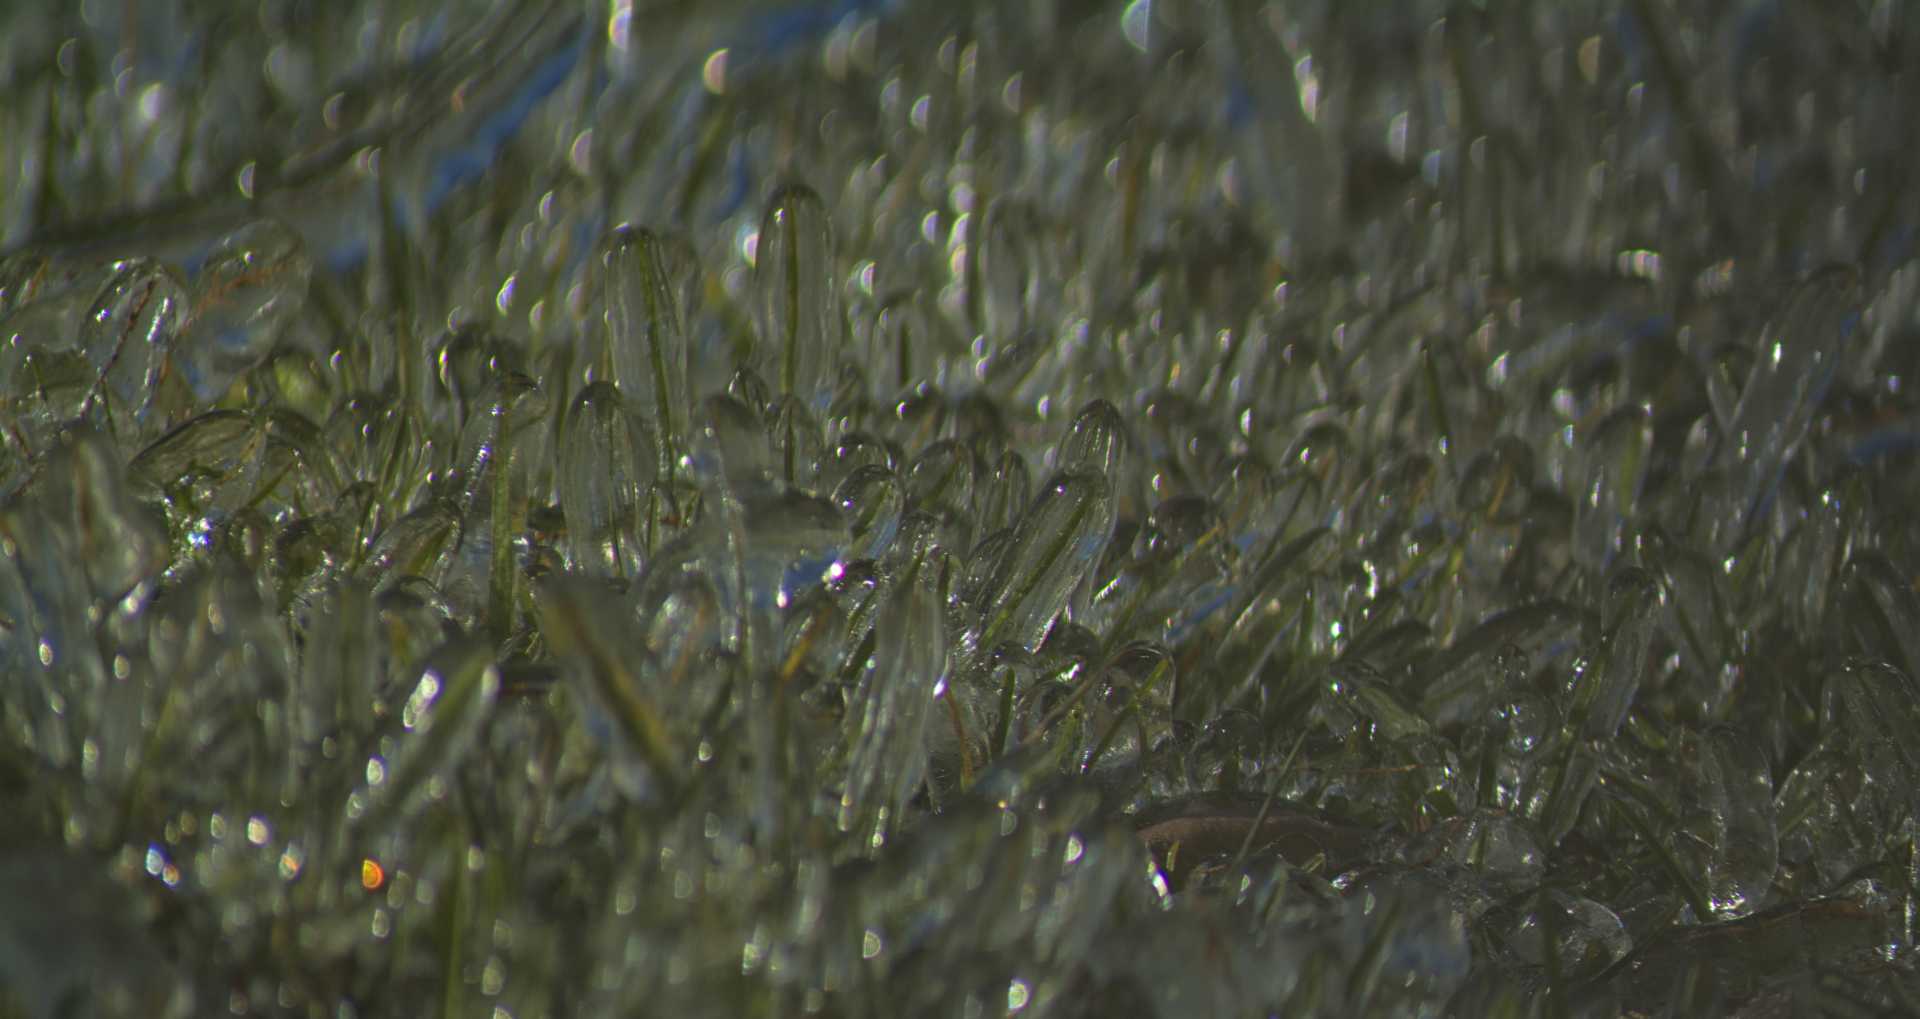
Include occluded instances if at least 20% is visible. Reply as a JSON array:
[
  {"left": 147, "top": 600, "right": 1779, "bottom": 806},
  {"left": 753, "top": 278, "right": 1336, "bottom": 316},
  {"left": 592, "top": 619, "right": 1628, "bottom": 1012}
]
[{"left": 4, "top": 1, "right": 1920, "bottom": 1016}]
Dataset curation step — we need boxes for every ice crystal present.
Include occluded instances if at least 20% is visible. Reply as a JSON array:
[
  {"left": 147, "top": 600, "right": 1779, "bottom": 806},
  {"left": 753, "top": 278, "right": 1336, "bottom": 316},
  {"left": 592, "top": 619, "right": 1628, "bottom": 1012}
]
[{"left": 4, "top": 1, "right": 1920, "bottom": 1016}]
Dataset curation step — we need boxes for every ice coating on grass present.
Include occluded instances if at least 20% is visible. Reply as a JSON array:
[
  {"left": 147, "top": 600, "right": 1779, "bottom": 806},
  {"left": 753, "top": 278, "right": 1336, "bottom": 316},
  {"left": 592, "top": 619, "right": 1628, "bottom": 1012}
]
[
  {"left": 602, "top": 226, "right": 691, "bottom": 483},
  {"left": 5, "top": 1, "right": 1920, "bottom": 1014},
  {"left": 839, "top": 566, "right": 946, "bottom": 847},
  {"left": 1506, "top": 890, "right": 1631, "bottom": 979},
  {"left": 559, "top": 381, "right": 653, "bottom": 578},
  {"left": 753, "top": 183, "right": 842, "bottom": 416},
  {"left": 80, "top": 258, "right": 186, "bottom": 418},
  {"left": 1717, "top": 266, "right": 1862, "bottom": 543},
  {"left": 1673, "top": 727, "right": 1777, "bottom": 920},
  {"left": 980, "top": 199, "right": 1047, "bottom": 344},
  {"left": 834, "top": 464, "right": 904, "bottom": 562},
  {"left": 1576, "top": 566, "right": 1662, "bottom": 740},
  {"left": 175, "top": 220, "right": 312, "bottom": 401},
  {"left": 350, "top": 635, "right": 500, "bottom": 836},
  {"left": 973, "top": 469, "right": 1116, "bottom": 657},
  {"left": 1570, "top": 403, "right": 1651, "bottom": 572}
]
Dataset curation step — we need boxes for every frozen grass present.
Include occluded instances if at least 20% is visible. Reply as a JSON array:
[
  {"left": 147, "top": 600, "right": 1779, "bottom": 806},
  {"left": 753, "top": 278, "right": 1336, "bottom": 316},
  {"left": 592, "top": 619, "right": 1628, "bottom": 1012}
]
[{"left": 4, "top": 1, "right": 1920, "bottom": 1016}]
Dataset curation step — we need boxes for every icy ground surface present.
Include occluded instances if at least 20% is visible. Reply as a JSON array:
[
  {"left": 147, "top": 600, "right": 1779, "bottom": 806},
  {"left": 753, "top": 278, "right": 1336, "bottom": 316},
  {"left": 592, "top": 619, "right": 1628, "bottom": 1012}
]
[{"left": 4, "top": 1, "right": 1920, "bottom": 1016}]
